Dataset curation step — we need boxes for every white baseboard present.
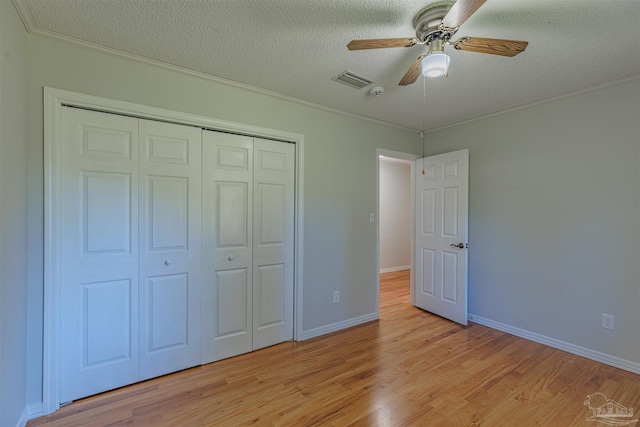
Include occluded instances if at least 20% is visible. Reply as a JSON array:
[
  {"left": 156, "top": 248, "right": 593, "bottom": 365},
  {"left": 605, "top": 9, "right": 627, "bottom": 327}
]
[
  {"left": 301, "top": 312, "right": 378, "bottom": 340},
  {"left": 27, "top": 402, "right": 44, "bottom": 421},
  {"left": 379, "top": 265, "right": 410, "bottom": 274},
  {"left": 16, "top": 407, "right": 29, "bottom": 427},
  {"left": 14, "top": 402, "right": 44, "bottom": 427},
  {"left": 469, "top": 314, "right": 640, "bottom": 375}
]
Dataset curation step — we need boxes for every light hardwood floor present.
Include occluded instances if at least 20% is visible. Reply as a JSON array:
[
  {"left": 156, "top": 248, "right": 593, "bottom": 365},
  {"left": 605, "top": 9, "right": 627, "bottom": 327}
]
[{"left": 29, "top": 270, "right": 640, "bottom": 426}]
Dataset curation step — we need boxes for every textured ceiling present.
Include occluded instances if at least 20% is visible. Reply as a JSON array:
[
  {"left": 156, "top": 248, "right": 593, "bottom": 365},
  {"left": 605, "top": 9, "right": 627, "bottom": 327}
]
[{"left": 17, "top": 0, "right": 640, "bottom": 130}]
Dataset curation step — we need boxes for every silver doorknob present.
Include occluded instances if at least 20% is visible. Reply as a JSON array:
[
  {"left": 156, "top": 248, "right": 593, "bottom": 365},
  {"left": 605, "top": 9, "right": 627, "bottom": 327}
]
[
  {"left": 227, "top": 255, "right": 234, "bottom": 261},
  {"left": 164, "top": 259, "right": 171, "bottom": 265},
  {"left": 450, "top": 243, "right": 465, "bottom": 249}
]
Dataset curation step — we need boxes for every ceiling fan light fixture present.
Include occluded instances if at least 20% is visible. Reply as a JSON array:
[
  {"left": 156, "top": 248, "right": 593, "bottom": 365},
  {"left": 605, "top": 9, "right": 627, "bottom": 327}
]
[
  {"left": 422, "top": 52, "right": 450, "bottom": 78},
  {"left": 422, "top": 39, "right": 449, "bottom": 78}
]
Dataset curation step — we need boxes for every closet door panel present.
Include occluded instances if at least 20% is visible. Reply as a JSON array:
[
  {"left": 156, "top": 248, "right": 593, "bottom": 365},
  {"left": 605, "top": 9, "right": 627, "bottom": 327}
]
[
  {"left": 148, "top": 176, "right": 189, "bottom": 250},
  {"left": 83, "top": 171, "right": 132, "bottom": 253},
  {"left": 146, "top": 274, "right": 189, "bottom": 352},
  {"left": 138, "top": 120, "right": 202, "bottom": 380},
  {"left": 255, "top": 263, "right": 286, "bottom": 328},
  {"left": 252, "top": 139, "right": 295, "bottom": 350},
  {"left": 216, "top": 268, "right": 250, "bottom": 335},
  {"left": 59, "top": 108, "right": 140, "bottom": 402},
  {"left": 202, "top": 131, "right": 253, "bottom": 363}
]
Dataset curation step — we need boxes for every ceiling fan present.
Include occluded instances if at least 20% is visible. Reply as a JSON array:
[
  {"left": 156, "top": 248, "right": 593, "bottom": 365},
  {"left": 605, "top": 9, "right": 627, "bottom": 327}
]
[{"left": 347, "top": 0, "right": 528, "bottom": 85}]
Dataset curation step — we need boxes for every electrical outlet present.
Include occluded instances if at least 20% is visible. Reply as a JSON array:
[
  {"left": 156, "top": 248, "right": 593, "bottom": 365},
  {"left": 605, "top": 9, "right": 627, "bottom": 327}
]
[
  {"left": 369, "top": 212, "right": 375, "bottom": 223},
  {"left": 601, "top": 314, "right": 615, "bottom": 330},
  {"left": 333, "top": 291, "right": 340, "bottom": 303}
]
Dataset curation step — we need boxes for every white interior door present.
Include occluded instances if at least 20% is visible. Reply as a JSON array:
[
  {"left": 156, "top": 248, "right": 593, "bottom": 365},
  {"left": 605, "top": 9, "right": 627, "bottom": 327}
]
[
  {"left": 59, "top": 108, "right": 140, "bottom": 402},
  {"left": 414, "top": 149, "right": 469, "bottom": 325},
  {"left": 252, "top": 138, "right": 295, "bottom": 350},
  {"left": 202, "top": 131, "right": 254, "bottom": 363},
  {"left": 138, "top": 119, "right": 202, "bottom": 380}
]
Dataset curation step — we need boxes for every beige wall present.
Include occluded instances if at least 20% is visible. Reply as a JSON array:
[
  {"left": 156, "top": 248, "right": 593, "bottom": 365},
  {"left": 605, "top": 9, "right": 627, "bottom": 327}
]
[
  {"left": 1, "top": 0, "right": 29, "bottom": 426},
  {"left": 424, "top": 77, "right": 640, "bottom": 365},
  {"left": 26, "top": 35, "right": 422, "bottom": 406}
]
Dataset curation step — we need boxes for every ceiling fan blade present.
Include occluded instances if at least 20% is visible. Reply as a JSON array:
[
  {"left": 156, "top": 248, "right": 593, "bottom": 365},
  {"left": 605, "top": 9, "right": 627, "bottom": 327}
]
[
  {"left": 441, "top": 0, "right": 487, "bottom": 29},
  {"left": 453, "top": 37, "right": 528, "bottom": 57},
  {"left": 347, "top": 38, "right": 418, "bottom": 50},
  {"left": 399, "top": 54, "right": 427, "bottom": 86}
]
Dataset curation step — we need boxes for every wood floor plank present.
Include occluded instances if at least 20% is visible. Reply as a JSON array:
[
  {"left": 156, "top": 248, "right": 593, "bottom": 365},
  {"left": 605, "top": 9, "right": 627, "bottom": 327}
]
[{"left": 29, "top": 270, "right": 640, "bottom": 426}]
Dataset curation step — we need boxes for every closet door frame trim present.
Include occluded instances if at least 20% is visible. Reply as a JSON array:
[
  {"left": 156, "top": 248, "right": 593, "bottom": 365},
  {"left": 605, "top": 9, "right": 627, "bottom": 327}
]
[{"left": 43, "top": 87, "right": 305, "bottom": 415}]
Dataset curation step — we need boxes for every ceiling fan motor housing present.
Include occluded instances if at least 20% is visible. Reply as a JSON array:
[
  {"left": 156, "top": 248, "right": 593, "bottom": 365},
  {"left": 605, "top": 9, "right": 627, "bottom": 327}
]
[{"left": 414, "top": 3, "right": 457, "bottom": 43}]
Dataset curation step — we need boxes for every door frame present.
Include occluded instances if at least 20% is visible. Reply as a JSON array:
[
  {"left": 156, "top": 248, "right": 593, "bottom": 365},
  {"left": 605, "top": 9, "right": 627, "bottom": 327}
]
[
  {"left": 42, "top": 87, "right": 305, "bottom": 414},
  {"left": 375, "top": 149, "right": 420, "bottom": 316}
]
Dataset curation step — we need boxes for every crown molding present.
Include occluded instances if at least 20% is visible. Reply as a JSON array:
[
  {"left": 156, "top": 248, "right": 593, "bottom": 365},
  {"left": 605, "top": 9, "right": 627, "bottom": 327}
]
[
  {"left": 12, "top": 0, "right": 419, "bottom": 135},
  {"left": 424, "top": 74, "right": 640, "bottom": 134},
  {"left": 12, "top": 0, "right": 36, "bottom": 32}
]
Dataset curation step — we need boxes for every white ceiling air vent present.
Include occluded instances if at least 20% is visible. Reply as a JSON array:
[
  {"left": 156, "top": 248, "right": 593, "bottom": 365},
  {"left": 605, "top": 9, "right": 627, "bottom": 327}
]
[{"left": 332, "top": 70, "right": 374, "bottom": 89}]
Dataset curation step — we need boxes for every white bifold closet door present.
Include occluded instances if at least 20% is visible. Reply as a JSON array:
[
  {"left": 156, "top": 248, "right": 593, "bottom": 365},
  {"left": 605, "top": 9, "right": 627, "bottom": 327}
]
[
  {"left": 137, "top": 119, "right": 202, "bottom": 381},
  {"left": 57, "top": 107, "right": 294, "bottom": 403},
  {"left": 59, "top": 108, "right": 140, "bottom": 402},
  {"left": 59, "top": 108, "right": 202, "bottom": 402},
  {"left": 202, "top": 130, "right": 295, "bottom": 364}
]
